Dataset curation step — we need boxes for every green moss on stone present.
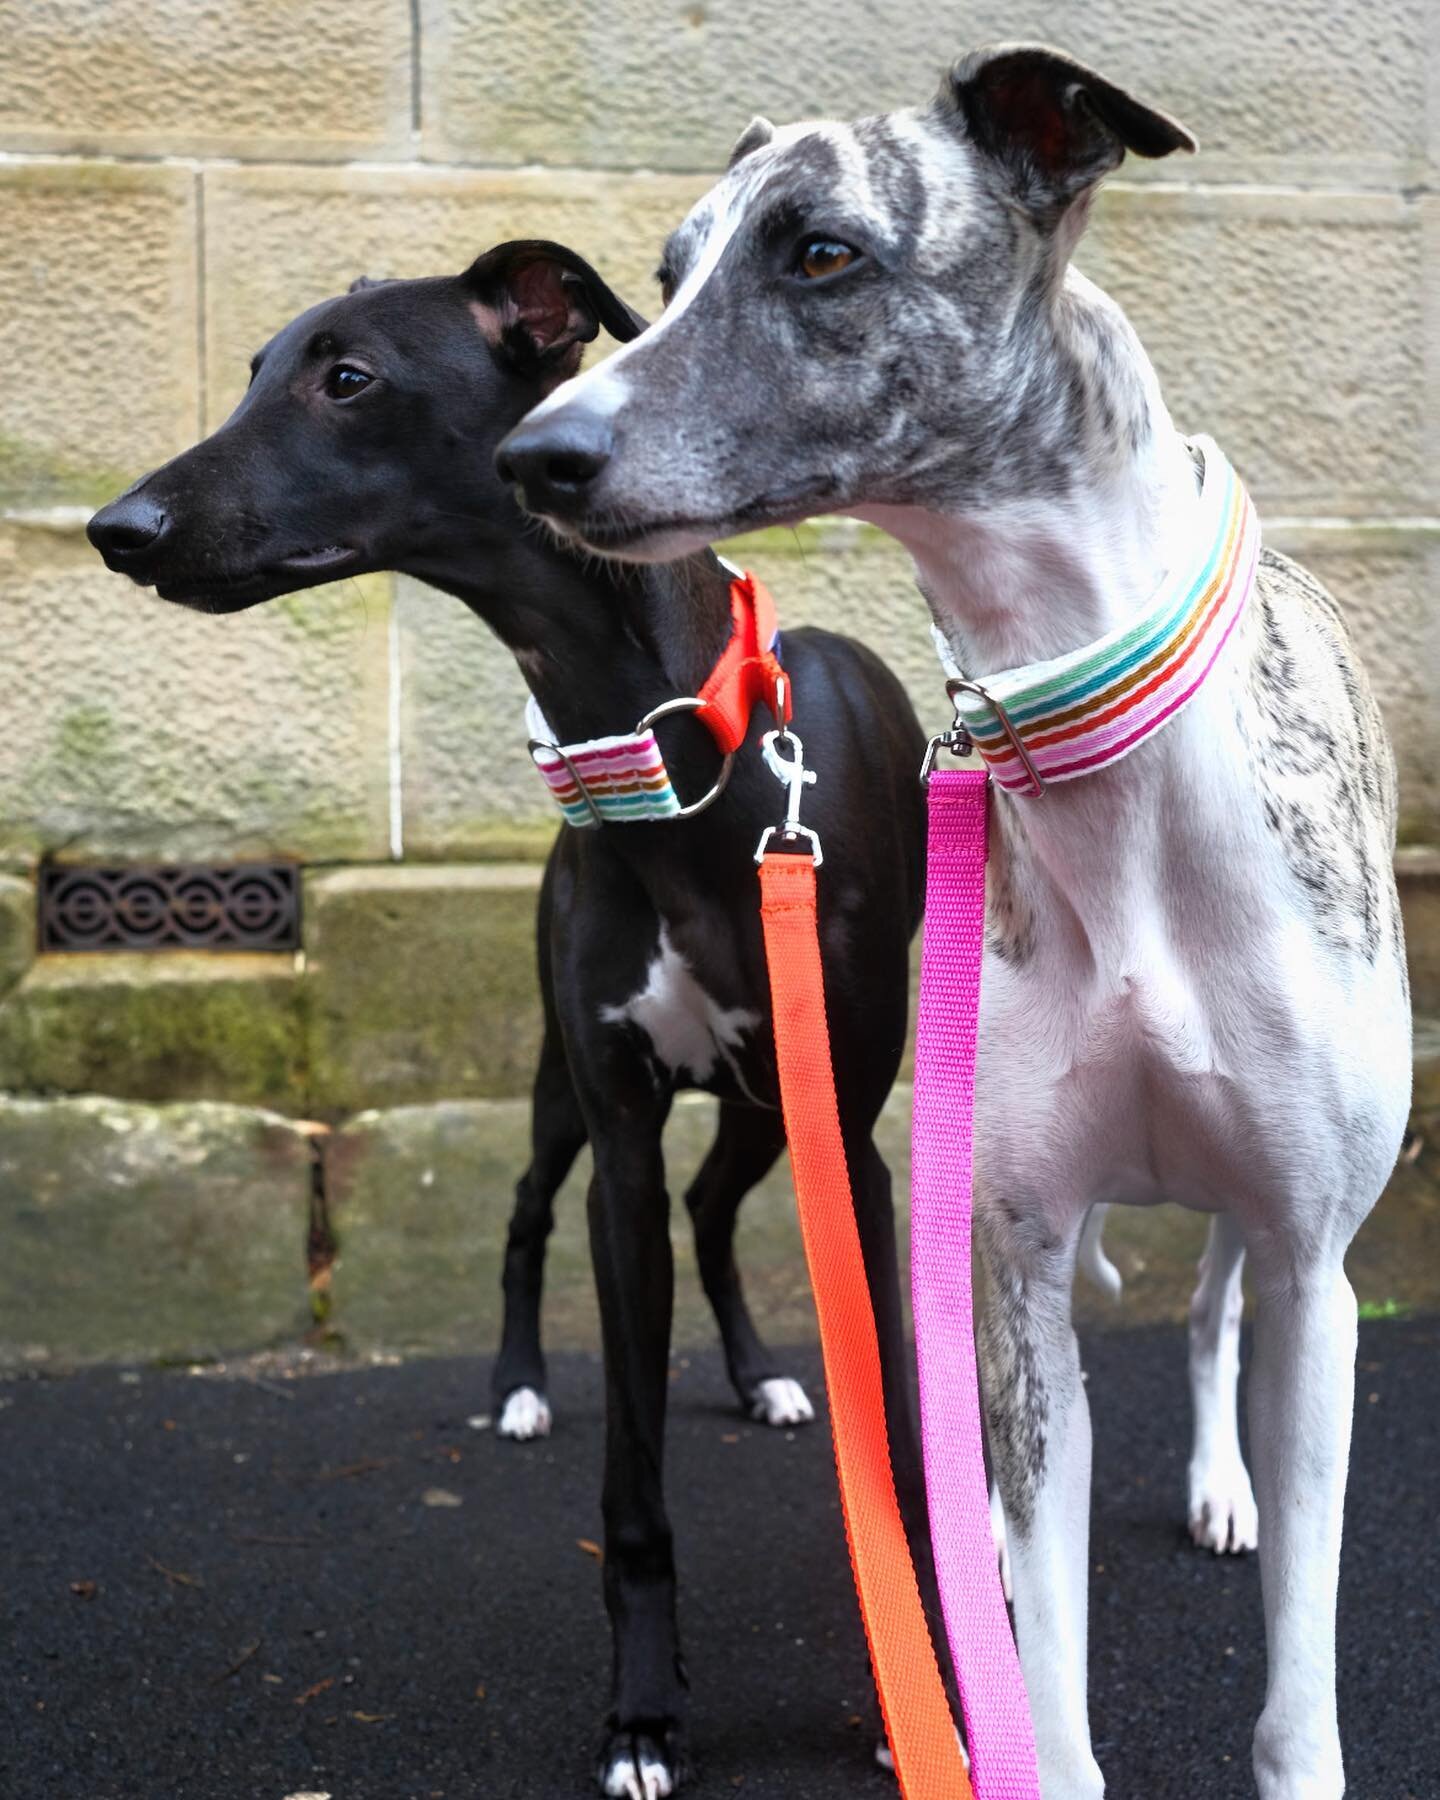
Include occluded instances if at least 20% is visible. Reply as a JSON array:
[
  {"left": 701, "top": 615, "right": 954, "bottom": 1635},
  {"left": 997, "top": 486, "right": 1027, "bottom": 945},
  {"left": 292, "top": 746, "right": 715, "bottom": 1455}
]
[
  {"left": 0, "top": 954, "right": 307, "bottom": 1109},
  {"left": 0, "top": 876, "right": 35, "bottom": 998},
  {"left": 305, "top": 865, "right": 544, "bottom": 1111}
]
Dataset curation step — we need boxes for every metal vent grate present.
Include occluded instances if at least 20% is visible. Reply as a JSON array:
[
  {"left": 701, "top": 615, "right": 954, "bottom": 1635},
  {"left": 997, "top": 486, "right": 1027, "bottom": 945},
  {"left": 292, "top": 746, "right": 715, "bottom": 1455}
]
[{"left": 38, "top": 863, "right": 301, "bottom": 953}]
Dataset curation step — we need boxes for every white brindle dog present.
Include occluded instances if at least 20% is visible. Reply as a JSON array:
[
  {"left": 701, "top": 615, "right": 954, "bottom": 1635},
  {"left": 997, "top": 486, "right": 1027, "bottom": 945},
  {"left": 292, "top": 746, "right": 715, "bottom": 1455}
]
[{"left": 496, "top": 43, "right": 1413, "bottom": 1799}]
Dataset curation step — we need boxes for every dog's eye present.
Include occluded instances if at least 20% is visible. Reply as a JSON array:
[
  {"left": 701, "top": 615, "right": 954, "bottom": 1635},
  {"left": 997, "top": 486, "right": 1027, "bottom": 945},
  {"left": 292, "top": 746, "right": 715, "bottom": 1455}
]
[
  {"left": 324, "top": 365, "right": 374, "bottom": 400},
  {"left": 796, "top": 239, "right": 858, "bottom": 281},
  {"left": 656, "top": 265, "right": 676, "bottom": 308}
]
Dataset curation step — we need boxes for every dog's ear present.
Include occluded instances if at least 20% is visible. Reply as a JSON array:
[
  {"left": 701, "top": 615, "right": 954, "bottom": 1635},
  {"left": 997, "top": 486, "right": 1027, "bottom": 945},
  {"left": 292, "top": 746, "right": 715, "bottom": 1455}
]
[
  {"left": 728, "top": 115, "right": 775, "bottom": 168},
  {"left": 465, "top": 240, "right": 648, "bottom": 380},
  {"left": 946, "top": 43, "right": 1195, "bottom": 223}
]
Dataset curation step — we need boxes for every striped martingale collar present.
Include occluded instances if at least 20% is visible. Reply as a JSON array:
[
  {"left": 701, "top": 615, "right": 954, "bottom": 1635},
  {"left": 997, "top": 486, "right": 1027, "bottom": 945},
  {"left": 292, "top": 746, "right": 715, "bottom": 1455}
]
[
  {"left": 949, "top": 437, "right": 1261, "bottom": 795},
  {"left": 526, "top": 566, "right": 790, "bottom": 828}
]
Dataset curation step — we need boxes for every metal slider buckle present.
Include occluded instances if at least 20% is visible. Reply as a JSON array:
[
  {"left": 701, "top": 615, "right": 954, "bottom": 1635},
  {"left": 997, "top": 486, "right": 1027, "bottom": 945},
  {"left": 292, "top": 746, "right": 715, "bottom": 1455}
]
[
  {"left": 754, "top": 727, "right": 823, "bottom": 866},
  {"left": 530, "top": 695, "right": 736, "bottom": 827},
  {"left": 920, "top": 677, "right": 1046, "bottom": 797}
]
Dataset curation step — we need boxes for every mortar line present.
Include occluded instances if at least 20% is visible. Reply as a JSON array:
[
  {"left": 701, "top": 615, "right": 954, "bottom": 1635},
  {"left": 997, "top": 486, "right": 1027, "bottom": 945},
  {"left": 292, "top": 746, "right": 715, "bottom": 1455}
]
[
  {"left": 388, "top": 599, "right": 405, "bottom": 861},
  {"left": 409, "top": 0, "right": 423, "bottom": 141},
  {"left": 193, "top": 169, "right": 207, "bottom": 438}
]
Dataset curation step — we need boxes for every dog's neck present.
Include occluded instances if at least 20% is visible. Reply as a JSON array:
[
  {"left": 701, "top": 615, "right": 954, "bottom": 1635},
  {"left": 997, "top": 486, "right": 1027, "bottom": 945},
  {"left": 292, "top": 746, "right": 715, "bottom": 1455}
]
[
  {"left": 858, "top": 270, "right": 1203, "bottom": 681},
  {"left": 404, "top": 522, "right": 734, "bottom": 749}
]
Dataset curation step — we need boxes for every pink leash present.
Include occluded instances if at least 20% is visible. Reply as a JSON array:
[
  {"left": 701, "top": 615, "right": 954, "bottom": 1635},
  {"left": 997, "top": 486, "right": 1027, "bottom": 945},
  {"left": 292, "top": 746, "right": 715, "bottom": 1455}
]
[{"left": 911, "top": 768, "right": 1041, "bottom": 1797}]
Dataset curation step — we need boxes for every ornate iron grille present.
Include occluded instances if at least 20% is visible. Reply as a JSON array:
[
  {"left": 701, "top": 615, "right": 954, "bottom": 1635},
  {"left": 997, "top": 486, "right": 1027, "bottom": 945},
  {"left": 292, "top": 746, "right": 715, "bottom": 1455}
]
[{"left": 38, "top": 863, "right": 301, "bottom": 953}]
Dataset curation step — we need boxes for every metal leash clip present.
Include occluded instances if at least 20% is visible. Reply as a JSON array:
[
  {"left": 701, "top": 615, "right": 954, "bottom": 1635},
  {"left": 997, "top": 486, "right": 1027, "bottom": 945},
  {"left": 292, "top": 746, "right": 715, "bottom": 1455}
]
[
  {"left": 754, "top": 727, "right": 823, "bottom": 866},
  {"left": 919, "top": 681, "right": 976, "bottom": 787}
]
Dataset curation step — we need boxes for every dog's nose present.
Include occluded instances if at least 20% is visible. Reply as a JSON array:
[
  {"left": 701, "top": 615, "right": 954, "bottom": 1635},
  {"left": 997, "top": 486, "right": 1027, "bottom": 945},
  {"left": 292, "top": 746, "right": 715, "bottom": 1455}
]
[
  {"left": 87, "top": 493, "right": 170, "bottom": 568},
  {"left": 496, "top": 412, "right": 613, "bottom": 515}
]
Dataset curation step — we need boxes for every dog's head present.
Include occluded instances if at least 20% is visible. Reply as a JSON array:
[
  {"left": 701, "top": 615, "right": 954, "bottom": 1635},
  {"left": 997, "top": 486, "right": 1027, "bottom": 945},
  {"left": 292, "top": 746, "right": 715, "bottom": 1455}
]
[
  {"left": 495, "top": 44, "right": 1194, "bottom": 560},
  {"left": 88, "top": 241, "right": 643, "bottom": 611}
]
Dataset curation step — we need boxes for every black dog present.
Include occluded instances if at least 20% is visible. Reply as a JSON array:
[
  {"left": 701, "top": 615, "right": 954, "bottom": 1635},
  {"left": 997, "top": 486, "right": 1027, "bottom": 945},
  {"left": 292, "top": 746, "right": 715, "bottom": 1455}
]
[{"left": 88, "top": 242, "right": 932, "bottom": 1797}]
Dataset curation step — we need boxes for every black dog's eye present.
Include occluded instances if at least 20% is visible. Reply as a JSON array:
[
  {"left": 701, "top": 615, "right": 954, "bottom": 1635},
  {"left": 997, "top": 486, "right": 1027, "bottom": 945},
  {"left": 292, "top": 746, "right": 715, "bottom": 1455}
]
[
  {"left": 656, "top": 265, "right": 676, "bottom": 308},
  {"left": 323, "top": 365, "right": 374, "bottom": 400},
  {"left": 795, "top": 239, "right": 859, "bottom": 281}
]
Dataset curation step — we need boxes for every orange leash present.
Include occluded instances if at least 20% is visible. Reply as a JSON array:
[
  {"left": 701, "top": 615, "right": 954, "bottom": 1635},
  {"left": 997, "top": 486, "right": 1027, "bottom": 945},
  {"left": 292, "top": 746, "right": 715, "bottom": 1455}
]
[{"left": 759, "top": 850, "right": 972, "bottom": 1800}]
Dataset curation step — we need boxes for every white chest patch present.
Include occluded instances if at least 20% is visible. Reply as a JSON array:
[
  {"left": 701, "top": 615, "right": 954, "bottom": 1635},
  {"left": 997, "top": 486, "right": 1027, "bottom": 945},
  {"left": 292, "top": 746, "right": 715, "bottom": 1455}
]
[{"left": 602, "top": 926, "right": 762, "bottom": 1096}]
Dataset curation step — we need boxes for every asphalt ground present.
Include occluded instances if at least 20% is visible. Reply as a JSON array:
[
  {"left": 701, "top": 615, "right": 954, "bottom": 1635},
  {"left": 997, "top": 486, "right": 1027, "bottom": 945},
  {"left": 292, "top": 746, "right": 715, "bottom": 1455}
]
[{"left": 3, "top": 1320, "right": 1436, "bottom": 1800}]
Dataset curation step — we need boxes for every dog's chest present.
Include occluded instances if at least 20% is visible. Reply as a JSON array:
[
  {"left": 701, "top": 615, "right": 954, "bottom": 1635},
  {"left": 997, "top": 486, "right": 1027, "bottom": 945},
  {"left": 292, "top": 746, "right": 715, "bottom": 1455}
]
[{"left": 602, "top": 924, "right": 766, "bottom": 1100}]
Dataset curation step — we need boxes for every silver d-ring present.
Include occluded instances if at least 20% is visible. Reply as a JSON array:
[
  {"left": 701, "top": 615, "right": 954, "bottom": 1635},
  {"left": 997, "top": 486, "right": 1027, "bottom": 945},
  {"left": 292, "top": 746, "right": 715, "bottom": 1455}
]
[{"left": 635, "top": 696, "right": 736, "bottom": 819}]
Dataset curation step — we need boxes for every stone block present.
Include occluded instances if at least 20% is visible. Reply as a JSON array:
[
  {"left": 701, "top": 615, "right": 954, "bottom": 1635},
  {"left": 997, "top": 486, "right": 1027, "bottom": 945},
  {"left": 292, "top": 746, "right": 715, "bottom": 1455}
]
[
  {"left": 0, "top": 874, "right": 34, "bottom": 998},
  {"left": 201, "top": 165, "right": 709, "bottom": 429},
  {"left": 0, "top": 1096, "right": 312, "bottom": 1366},
  {"left": 0, "top": 523, "right": 393, "bottom": 862},
  {"left": 323, "top": 1092, "right": 818, "bottom": 1355},
  {"left": 0, "top": 161, "right": 197, "bottom": 508},
  {"left": 419, "top": 0, "right": 1431, "bottom": 188},
  {"left": 0, "top": 953, "right": 307, "bottom": 1110},
  {"left": 396, "top": 577, "right": 560, "bottom": 858},
  {"left": 305, "top": 864, "right": 545, "bottom": 1111},
  {"left": 1082, "top": 187, "right": 1430, "bottom": 517},
  {"left": 0, "top": 0, "right": 412, "bottom": 160}
]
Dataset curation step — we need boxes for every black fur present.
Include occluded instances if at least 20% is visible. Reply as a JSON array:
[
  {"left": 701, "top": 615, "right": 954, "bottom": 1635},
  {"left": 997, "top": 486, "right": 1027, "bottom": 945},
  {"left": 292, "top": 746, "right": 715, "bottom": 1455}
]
[{"left": 88, "top": 247, "right": 942, "bottom": 1793}]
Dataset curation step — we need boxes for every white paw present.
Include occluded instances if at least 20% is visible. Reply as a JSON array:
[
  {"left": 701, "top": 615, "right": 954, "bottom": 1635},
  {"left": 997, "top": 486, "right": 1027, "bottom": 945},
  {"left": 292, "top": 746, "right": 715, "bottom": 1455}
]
[
  {"left": 1189, "top": 1455, "right": 1259, "bottom": 1553},
  {"left": 602, "top": 1752, "right": 674, "bottom": 1798},
  {"left": 497, "top": 1387, "right": 553, "bottom": 1441},
  {"left": 989, "top": 1480, "right": 1014, "bottom": 1602},
  {"left": 750, "top": 1376, "right": 815, "bottom": 1428}
]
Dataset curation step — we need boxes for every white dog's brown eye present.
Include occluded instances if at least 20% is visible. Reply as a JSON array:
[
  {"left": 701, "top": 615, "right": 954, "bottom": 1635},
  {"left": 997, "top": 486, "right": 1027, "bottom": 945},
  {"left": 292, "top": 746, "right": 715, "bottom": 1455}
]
[
  {"left": 797, "top": 239, "right": 856, "bottom": 280},
  {"left": 324, "top": 365, "right": 373, "bottom": 400}
]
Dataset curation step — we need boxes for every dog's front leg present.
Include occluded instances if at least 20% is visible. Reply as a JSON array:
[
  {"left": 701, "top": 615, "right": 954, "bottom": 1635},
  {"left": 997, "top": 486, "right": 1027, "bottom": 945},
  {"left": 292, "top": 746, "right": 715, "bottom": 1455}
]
[
  {"left": 1245, "top": 1242, "right": 1357, "bottom": 1799},
  {"left": 978, "top": 1204, "right": 1102, "bottom": 1800},
  {"left": 1187, "top": 1212, "right": 1258, "bottom": 1553},
  {"left": 587, "top": 1119, "right": 685, "bottom": 1799}
]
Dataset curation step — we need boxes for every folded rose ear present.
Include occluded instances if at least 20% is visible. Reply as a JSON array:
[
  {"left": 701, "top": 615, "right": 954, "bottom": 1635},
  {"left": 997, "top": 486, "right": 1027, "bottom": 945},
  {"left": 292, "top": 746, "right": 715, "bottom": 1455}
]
[
  {"left": 947, "top": 42, "right": 1196, "bottom": 223},
  {"left": 465, "top": 239, "right": 648, "bottom": 380},
  {"left": 728, "top": 115, "right": 776, "bottom": 168}
]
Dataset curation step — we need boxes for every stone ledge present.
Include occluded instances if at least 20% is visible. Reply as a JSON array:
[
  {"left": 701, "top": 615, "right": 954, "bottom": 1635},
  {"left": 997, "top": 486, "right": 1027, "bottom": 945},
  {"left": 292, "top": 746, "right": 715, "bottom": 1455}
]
[{"left": 0, "top": 952, "right": 308, "bottom": 1109}]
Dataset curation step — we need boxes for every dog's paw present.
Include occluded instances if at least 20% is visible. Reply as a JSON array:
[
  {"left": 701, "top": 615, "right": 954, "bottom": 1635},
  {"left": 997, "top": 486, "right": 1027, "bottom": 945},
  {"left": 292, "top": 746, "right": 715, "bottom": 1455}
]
[
  {"left": 989, "top": 1479, "right": 1014, "bottom": 1602},
  {"left": 598, "top": 1725, "right": 680, "bottom": 1798},
  {"left": 1188, "top": 1455, "right": 1259, "bottom": 1554},
  {"left": 496, "top": 1386, "right": 553, "bottom": 1441},
  {"left": 749, "top": 1376, "right": 815, "bottom": 1428}
]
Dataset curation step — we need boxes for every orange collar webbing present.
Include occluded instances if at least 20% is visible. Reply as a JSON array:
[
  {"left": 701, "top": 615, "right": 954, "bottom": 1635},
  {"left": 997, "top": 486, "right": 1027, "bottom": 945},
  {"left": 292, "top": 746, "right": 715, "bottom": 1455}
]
[
  {"left": 758, "top": 851, "right": 973, "bottom": 1800},
  {"left": 697, "top": 570, "right": 791, "bottom": 753}
]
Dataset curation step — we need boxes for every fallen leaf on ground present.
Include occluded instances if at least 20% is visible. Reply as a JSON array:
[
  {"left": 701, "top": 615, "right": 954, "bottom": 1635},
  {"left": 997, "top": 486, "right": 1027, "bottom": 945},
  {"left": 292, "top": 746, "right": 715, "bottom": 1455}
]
[
  {"left": 576, "top": 1538, "right": 603, "bottom": 1561},
  {"left": 146, "top": 1555, "right": 203, "bottom": 1589},
  {"left": 69, "top": 1580, "right": 98, "bottom": 1600},
  {"left": 351, "top": 1711, "right": 394, "bottom": 1724},
  {"left": 293, "top": 1677, "right": 336, "bottom": 1707},
  {"left": 421, "top": 1487, "right": 462, "bottom": 1508}
]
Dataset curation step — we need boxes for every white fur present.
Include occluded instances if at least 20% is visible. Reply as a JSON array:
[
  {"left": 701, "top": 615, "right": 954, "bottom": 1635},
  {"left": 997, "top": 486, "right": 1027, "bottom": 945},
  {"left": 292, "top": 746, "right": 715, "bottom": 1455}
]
[
  {"left": 602, "top": 1751, "right": 674, "bottom": 1799},
  {"left": 750, "top": 1376, "right": 815, "bottom": 1427},
  {"left": 1188, "top": 1213, "right": 1259, "bottom": 1554},
  {"left": 602, "top": 925, "right": 762, "bottom": 1097},
  {"left": 497, "top": 1386, "right": 552, "bottom": 1441}
]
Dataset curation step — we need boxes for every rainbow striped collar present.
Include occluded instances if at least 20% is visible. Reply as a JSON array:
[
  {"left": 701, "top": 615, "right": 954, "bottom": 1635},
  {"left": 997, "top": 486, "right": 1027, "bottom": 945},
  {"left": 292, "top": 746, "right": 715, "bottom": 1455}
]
[
  {"left": 526, "top": 695, "right": 686, "bottom": 827},
  {"left": 946, "top": 437, "right": 1261, "bottom": 795}
]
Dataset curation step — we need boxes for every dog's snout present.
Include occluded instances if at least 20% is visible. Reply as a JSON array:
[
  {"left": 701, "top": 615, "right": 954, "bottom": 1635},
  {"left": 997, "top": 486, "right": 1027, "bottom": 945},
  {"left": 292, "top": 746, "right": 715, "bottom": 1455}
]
[
  {"left": 496, "top": 412, "right": 613, "bottom": 516},
  {"left": 87, "top": 493, "right": 170, "bottom": 569}
]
